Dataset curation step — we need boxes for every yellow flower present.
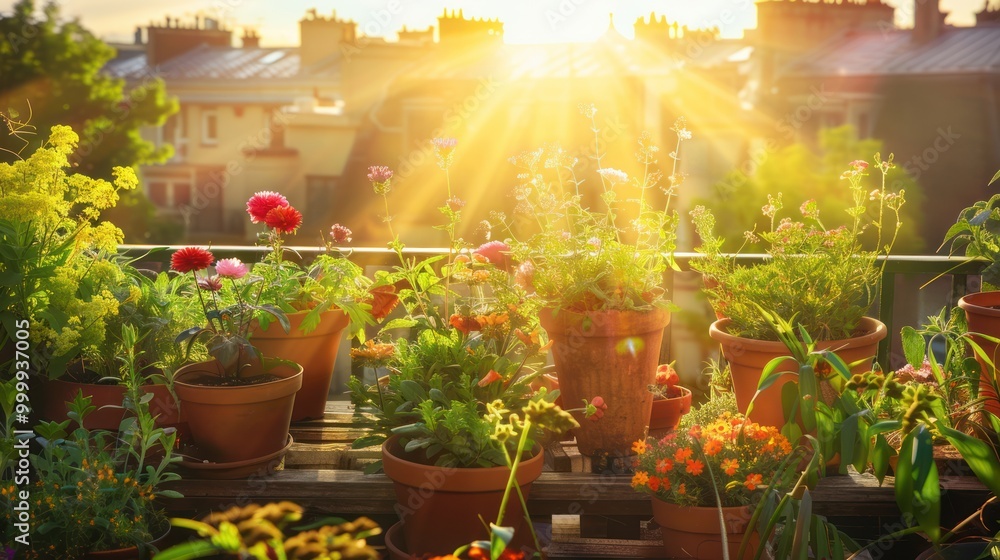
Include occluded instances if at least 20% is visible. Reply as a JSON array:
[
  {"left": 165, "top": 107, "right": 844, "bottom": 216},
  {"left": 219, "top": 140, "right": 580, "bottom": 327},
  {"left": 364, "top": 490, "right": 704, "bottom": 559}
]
[
  {"left": 631, "top": 440, "right": 647, "bottom": 455},
  {"left": 631, "top": 471, "right": 650, "bottom": 488}
]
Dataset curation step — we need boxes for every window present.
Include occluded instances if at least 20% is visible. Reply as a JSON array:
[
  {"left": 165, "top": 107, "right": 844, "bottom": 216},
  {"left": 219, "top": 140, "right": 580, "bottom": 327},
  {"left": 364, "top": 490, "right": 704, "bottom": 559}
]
[
  {"left": 165, "top": 106, "right": 189, "bottom": 161},
  {"left": 147, "top": 180, "right": 192, "bottom": 208},
  {"left": 202, "top": 108, "right": 218, "bottom": 145}
]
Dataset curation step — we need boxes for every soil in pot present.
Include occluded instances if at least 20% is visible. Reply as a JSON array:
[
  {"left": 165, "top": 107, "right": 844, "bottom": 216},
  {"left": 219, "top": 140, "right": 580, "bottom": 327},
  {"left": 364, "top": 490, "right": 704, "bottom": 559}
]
[
  {"left": 381, "top": 435, "right": 543, "bottom": 557},
  {"left": 250, "top": 309, "right": 350, "bottom": 421},
  {"left": 173, "top": 359, "right": 302, "bottom": 463},
  {"left": 540, "top": 307, "right": 671, "bottom": 457},
  {"left": 711, "top": 317, "right": 886, "bottom": 429}
]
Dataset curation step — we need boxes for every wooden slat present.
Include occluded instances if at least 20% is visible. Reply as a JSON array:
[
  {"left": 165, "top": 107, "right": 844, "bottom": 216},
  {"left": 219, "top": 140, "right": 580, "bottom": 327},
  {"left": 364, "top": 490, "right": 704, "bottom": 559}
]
[
  {"left": 809, "top": 470, "right": 989, "bottom": 516},
  {"left": 546, "top": 538, "right": 664, "bottom": 558}
]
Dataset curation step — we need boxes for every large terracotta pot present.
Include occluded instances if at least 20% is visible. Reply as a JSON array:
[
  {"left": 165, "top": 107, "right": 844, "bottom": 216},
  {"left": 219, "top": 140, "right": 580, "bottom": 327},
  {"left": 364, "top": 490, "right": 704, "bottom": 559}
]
[
  {"left": 710, "top": 317, "right": 886, "bottom": 429},
  {"left": 40, "top": 379, "right": 181, "bottom": 430},
  {"left": 82, "top": 525, "right": 171, "bottom": 559},
  {"left": 652, "top": 499, "right": 759, "bottom": 560},
  {"left": 173, "top": 359, "right": 302, "bottom": 463},
  {"left": 539, "top": 307, "right": 671, "bottom": 456},
  {"left": 958, "top": 291, "right": 1000, "bottom": 417},
  {"left": 381, "top": 435, "right": 543, "bottom": 556},
  {"left": 649, "top": 386, "right": 692, "bottom": 435},
  {"left": 250, "top": 309, "right": 350, "bottom": 421}
]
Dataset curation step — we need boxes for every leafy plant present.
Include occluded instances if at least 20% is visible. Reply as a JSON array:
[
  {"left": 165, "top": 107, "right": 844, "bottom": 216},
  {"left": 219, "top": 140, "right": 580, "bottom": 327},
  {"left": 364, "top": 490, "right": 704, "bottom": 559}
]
[
  {"left": 691, "top": 156, "right": 905, "bottom": 341},
  {"left": 500, "top": 108, "right": 685, "bottom": 313},
  {"left": 941, "top": 170, "right": 1000, "bottom": 286}
]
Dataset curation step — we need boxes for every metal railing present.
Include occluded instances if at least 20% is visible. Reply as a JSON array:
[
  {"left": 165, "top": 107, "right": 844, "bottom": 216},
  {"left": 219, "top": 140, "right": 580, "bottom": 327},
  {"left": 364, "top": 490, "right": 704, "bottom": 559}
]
[{"left": 123, "top": 245, "right": 987, "bottom": 374}]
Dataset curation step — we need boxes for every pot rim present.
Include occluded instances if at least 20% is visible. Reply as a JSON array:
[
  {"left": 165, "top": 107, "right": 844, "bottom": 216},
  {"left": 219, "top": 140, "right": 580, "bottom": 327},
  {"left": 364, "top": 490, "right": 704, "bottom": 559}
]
[
  {"left": 539, "top": 306, "right": 671, "bottom": 337},
  {"left": 173, "top": 360, "right": 303, "bottom": 404},
  {"left": 958, "top": 291, "right": 1000, "bottom": 317},
  {"left": 652, "top": 386, "right": 692, "bottom": 402},
  {"left": 179, "top": 433, "right": 294, "bottom": 469},
  {"left": 381, "top": 434, "right": 543, "bottom": 492},
  {"left": 709, "top": 316, "right": 887, "bottom": 350}
]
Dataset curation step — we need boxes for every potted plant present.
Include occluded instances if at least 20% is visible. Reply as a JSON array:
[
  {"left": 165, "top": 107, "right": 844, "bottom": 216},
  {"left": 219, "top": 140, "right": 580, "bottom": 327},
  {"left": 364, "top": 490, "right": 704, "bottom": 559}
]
[
  {"left": 170, "top": 244, "right": 301, "bottom": 468},
  {"left": 503, "top": 109, "right": 687, "bottom": 457},
  {"left": 244, "top": 191, "right": 373, "bottom": 421},
  {"left": 1, "top": 326, "right": 182, "bottom": 559},
  {"left": 648, "top": 362, "right": 692, "bottom": 435},
  {"left": 630, "top": 394, "right": 793, "bottom": 560},
  {"left": 349, "top": 145, "right": 597, "bottom": 557},
  {"left": 942, "top": 169, "right": 1000, "bottom": 417},
  {"left": 153, "top": 502, "right": 381, "bottom": 559},
  {"left": 690, "top": 156, "right": 904, "bottom": 428}
]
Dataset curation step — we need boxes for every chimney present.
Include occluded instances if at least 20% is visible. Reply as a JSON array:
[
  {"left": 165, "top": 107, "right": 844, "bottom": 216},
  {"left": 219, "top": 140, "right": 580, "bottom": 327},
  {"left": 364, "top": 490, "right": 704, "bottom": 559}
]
[
  {"left": 134, "top": 26, "right": 143, "bottom": 44},
  {"left": 298, "top": 10, "right": 357, "bottom": 69},
  {"left": 146, "top": 15, "right": 232, "bottom": 66},
  {"left": 913, "top": 0, "right": 944, "bottom": 43},
  {"left": 242, "top": 29, "right": 260, "bottom": 48}
]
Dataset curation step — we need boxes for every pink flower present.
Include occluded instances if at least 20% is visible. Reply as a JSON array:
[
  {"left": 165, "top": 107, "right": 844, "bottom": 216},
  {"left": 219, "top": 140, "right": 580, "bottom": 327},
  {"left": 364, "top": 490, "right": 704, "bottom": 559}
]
[
  {"left": 215, "top": 258, "right": 248, "bottom": 279},
  {"left": 515, "top": 260, "right": 535, "bottom": 291},
  {"left": 849, "top": 160, "right": 869, "bottom": 171},
  {"left": 432, "top": 137, "right": 457, "bottom": 153},
  {"left": 197, "top": 275, "right": 223, "bottom": 292},
  {"left": 477, "top": 369, "right": 502, "bottom": 388},
  {"left": 246, "top": 191, "right": 289, "bottom": 223},
  {"left": 473, "top": 240, "right": 512, "bottom": 271},
  {"left": 586, "top": 396, "right": 607, "bottom": 422},
  {"left": 170, "top": 247, "right": 214, "bottom": 273},
  {"left": 330, "top": 224, "right": 353, "bottom": 244},
  {"left": 447, "top": 196, "right": 466, "bottom": 212},
  {"left": 264, "top": 205, "right": 303, "bottom": 234},
  {"left": 367, "top": 165, "right": 393, "bottom": 184}
]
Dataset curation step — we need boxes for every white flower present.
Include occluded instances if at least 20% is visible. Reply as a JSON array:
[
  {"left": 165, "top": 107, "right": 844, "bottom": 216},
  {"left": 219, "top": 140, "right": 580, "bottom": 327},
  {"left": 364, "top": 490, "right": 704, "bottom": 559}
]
[{"left": 598, "top": 168, "right": 628, "bottom": 186}]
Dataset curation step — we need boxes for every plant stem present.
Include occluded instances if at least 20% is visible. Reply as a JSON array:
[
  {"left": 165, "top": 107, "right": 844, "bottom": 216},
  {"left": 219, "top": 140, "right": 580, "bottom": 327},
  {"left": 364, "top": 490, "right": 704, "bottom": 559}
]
[{"left": 496, "top": 420, "right": 532, "bottom": 527}]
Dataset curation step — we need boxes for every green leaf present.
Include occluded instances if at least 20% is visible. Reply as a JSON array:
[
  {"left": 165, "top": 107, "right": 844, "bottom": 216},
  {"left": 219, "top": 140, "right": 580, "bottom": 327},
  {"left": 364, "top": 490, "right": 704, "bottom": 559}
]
[
  {"left": 895, "top": 427, "right": 941, "bottom": 543},
  {"left": 990, "top": 168, "right": 1000, "bottom": 186},
  {"left": 940, "top": 426, "right": 1000, "bottom": 496},
  {"left": 150, "top": 539, "right": 224, "bottom": 560},
  {"left": 900, "top": 326, "right": 926, "bottom": 369},
  {"left": 872, "top": 434, "right": 893, "bottom": 485},
  {"left": 352, "top": 435, "right": 385, "bottom": 450},
  {"left": 382, "top": 317, "right": 418, "bottom": 330}
]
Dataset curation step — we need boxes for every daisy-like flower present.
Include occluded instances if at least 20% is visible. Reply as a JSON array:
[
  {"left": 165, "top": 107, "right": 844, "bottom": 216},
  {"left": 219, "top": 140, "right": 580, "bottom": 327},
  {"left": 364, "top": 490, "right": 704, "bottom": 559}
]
[
  {"left": 722, "top": 458, "right": 739, "bottom": 476},
  {"left": 246, "top": 191, "right": 289, "bottom": 223},
  {"left": 674, "top": 447, "right": 693, "bottom": 462},
  {"left": 655, "top": 458, "right": 673, "bottom": 474},
  {"left": 170, "top": 247, "right": 214, "bottom": 273},
  {"left": 702, "top": 438, "right": 723, "bottom": 456},
  {"left": 632, "top": 440, "right": 647, "bottom": 455},
  {"left": 630, "top": 470, "right": 649, "bottom": 488},
  {"left": 264, "top": 205, "right": 303, "bottom": 233},
  {"left": 196, "top": 275, "right": 223, "bottom": 292},
  {"left": 215, "top": 258, "right": 248, "bottom": 279},
  {"left": 329, "top": 224, "right": 352, "bottom": 244},
  {"left": 349, "top": 340, "right": 397, "bottom": 368},
  {"left": 685, "top": 459, "right": 704, "bottom": 476}
]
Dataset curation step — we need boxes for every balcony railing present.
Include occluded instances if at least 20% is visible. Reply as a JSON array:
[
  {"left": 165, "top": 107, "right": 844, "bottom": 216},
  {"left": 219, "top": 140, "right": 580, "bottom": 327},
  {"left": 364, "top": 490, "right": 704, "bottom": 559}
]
[{"left": 123, "top": 245, "right": 987, "bottom": 375}]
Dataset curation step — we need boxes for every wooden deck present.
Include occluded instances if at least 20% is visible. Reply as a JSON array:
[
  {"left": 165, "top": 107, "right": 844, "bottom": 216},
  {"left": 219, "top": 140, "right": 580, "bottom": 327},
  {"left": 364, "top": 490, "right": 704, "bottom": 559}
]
[{"left": 165, "top": 401, "right": 991, "bottom": 558}]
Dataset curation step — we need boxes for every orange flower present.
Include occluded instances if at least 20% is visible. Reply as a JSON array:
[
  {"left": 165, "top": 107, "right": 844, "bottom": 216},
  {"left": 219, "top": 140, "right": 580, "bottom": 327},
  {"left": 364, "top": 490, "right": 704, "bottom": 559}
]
[
  {"left": 631, "top": 471, "right": 650, "bottom": 488},
  {"left": 687, "top": 424, "right": 703, "bottom": 439},
  {"left": 674, "top": 447, "right": 693, "bottom": 462},
  {"left": 648, "top": 476, "right": 661, "bottom": 492},
  {"left": 745, "top": 473, "right": 763, "bottom": 491},
  {"left": 655, "top": 458, "right": 674, "bottom": 474},
  {"left": 685, "top": 459, "right": 704, "bottom": 476},
  {"left": 632, "top": 440, "right": 647, "bottom": 455},
  {"left": 702, "top": 438, "right": 723, "bottom": 456},
  {"left": 677, "top": 483, "right": 686, "bottom": 495},
  {"left": 477, "top": 312, "right": 509, "bottom": 326},
  {"left": 449, "top": 313, "right": 482, "bottom": 334},
  {"left": 477, "top": 369, "right": 502, "bottom": 387},
  {"left": 722, "top": 458, "right": 739, "bottom": 476}
]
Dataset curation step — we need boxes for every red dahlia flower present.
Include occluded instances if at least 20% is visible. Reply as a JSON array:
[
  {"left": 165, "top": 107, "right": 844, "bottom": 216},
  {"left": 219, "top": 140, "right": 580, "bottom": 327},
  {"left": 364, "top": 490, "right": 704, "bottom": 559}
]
[
  {"left": 246, "top": 191, "right": 289, "bottom": 223},
  {"left": 170, "top": 247, "right": 214, "bottom": 273},
  {"left": 264, "top": 205, "right": 303, "bottom": 233}
]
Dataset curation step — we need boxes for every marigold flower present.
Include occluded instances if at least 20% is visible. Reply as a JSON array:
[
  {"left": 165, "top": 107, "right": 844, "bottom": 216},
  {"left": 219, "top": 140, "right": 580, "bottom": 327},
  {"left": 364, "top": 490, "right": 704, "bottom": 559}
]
[
  {"left": 655, "top": 458, "right": 674, "bottom": 474},
  {"left": 215, "top": 257, "right": 248, "bottom": 279},
  {"left": 171, "top": 247, "right": 214, "bottom": 273},
  {"left": 586, "top": 396, "right": 607, "bottom": 421},
  {"left": 703, "top": 438, "right": 723, "bottom": 456},
  {"left": 632, "top": 440, "right": 647, "bottom": 455},
  {"left": 449, "top": 313, "right": 482, "bottom": 334},
  {"left": 648, "top": 476, "right": 661, "bottom": 492},
  {"left": 677, "top": 483, "right": 686, "bottom": 495},
  {"left": 477, "top": 369, "right": 502, "bottom": 388},
  {"left": 246, "top": 191, "right": 289, "bottom": 223},
  {"left": 745, "top": 473, "right": 763, "bottom": 491},
  {"left": 722, "top": 458, "right": 739, "bottom": 476},
  {"left": 685, "top": 459, "right": 704, "bottom": 476},
  {"left": 630, "top": 470, "right": 649, "bottom": 488},
  {"left": 350, "top": 340, "right": 396, "bottom": 367},
  {"left": 264, "top": 205, "right": 303, "bottom": 233},
  {"left": 674, "top": 447, "right": 693, "bottom": 462},
  {"left": 329, "top": 223, "right": 352, "bottom": 244}
]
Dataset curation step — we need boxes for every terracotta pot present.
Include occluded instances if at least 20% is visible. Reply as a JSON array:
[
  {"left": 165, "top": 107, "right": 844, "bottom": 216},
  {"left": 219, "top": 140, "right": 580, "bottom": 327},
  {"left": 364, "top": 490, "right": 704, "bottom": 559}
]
[
  {"left": 82, "top": 525, "right": 171, "bottom": 559},
  {"left": 250, "top": 309, "right": 350, "bottom": 421},
  {"left": 958, "top": 292, "right": 1000, "bottom": 417},
  {"left": 539, "top": 307, "right": 671, "bottom": 456},
  {"left": 381, "top": 435, "right": 543, "bottom": 556},
  {"left": 649, "top": 386, "right": 693, "bottom": 434},
  {"left": 173, "top": 359, "right": 302, "bottom": 463},
  {"left": 710, "top": 317, "right": 886, "bottom": 429},
  {"left": 651, "top": 499, "right": 759, "bottom": 560},
  {"left": 382, "top": 523, "right": 409, "bottom": 560},
  {"left": 40, "top": 379, "right": 181, "bottom": 430},
  {"left": 179, "top": 434, "right": 293, "bottom": 480}
]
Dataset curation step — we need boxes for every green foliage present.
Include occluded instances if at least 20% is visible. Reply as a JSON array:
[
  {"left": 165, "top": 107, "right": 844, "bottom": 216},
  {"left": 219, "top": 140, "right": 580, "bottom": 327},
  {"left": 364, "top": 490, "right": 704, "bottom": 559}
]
[
  {"left": 0, "top": 125, "right": 137, "bottom": 378},
  {"left": 1, "top": 326, "right": 181, "bottom": 557},
  {"left": 154, "top": 502, "right": 381, "bottom": 560},
  {"left": 692, "top": 152, "right": 905, "bottom": 341},
  {"left": 941, "top": 171, "right": 1000, "bottom": 286},
  {"left": 504, "top": 112, "right": 684, "bottom": 313}
]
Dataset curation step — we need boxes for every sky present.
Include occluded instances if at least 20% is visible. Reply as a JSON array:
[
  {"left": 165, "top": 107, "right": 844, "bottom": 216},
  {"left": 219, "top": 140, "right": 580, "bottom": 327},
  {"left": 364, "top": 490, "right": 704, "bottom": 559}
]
[{"left": 0, "top": 0, "right": 990, "bottom": 46}]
